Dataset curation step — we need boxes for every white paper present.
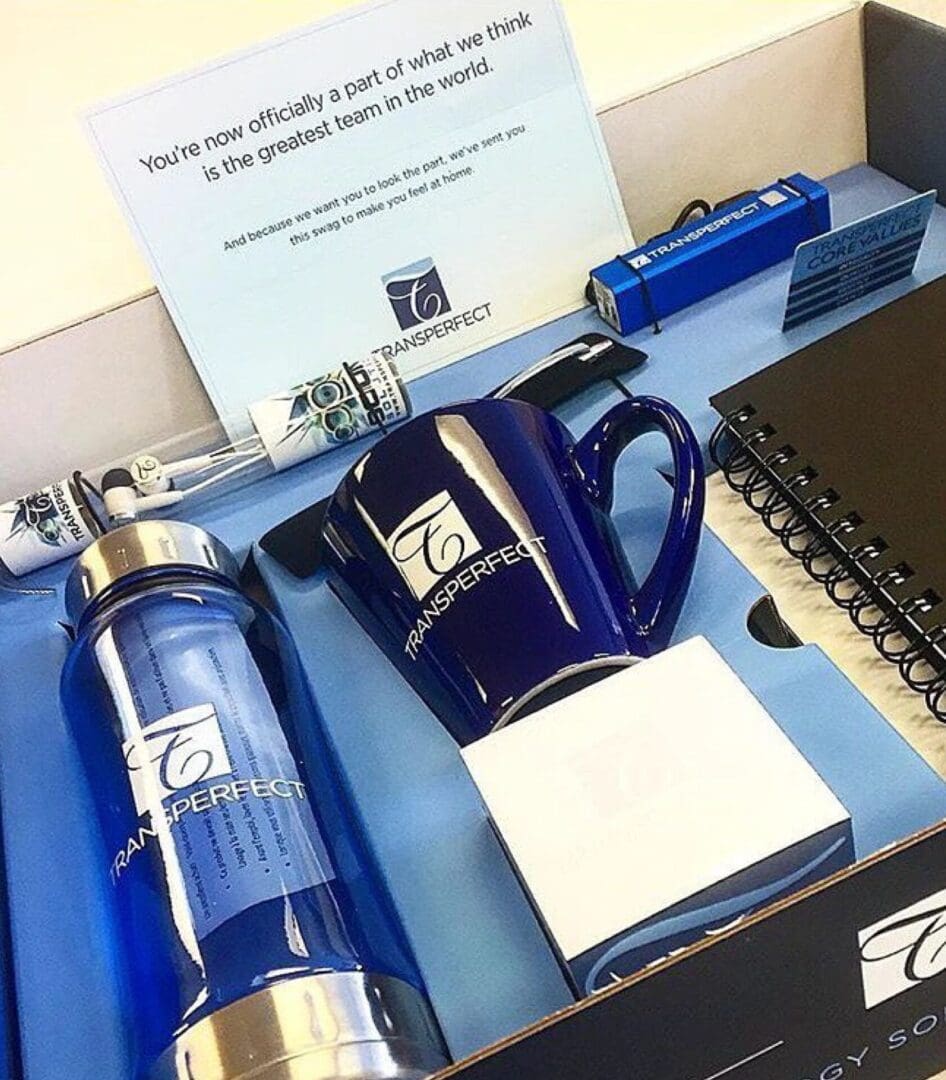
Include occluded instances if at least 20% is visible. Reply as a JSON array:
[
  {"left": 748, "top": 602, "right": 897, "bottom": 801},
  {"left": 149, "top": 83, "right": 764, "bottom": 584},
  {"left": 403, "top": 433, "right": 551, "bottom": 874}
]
[{"left": 87, "top": 0, "right": 632, "bottom": 418}]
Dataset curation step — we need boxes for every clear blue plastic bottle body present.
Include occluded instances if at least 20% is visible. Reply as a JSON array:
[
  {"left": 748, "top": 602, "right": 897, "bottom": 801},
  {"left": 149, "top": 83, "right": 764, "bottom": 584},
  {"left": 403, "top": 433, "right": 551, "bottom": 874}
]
[
  {"left": 61, "top": 525, "right": 446, "bottom": 1080},
  {"left": 0, "top": 798, "right": 21, "bottom": 1080}
]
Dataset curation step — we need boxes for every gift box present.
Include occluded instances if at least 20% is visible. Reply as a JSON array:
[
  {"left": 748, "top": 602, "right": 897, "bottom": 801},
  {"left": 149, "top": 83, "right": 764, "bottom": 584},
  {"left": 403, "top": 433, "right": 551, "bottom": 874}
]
[{"left": 6, "top": 5, "right": 946, "bottom": 1080}]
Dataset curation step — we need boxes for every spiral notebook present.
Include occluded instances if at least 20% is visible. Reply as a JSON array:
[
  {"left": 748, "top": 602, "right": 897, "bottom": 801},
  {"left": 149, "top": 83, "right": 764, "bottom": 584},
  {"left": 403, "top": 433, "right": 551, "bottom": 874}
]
[{"left": 710, "top": 274, "right": 946, "bottom": 720}]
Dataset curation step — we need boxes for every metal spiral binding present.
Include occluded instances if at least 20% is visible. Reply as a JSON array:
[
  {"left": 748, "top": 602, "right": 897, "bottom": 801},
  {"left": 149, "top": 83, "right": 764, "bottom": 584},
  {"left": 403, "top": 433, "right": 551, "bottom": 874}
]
[
  {"left": 778, "top": 490, "right": 839, "bottom": 557},
  {"left": 872, "top": 591, "right": 939, "bottom": 663},
  {"left": 848, "top": 563, "right": 911, "bottom": 634},
  {"left": 824, "top": 541, "right": 886, "bottom": 610},
  {"left": 711, "top": 407, "right": 946, "bottom": 722},
  {"left": 742, "top": 448, "right": 795, "bottom": 512},
  {"left": 801, "top": 514, "right": 862, "bottom": 583},
  {"left": 759, "top": 467, "right": 814, "bottom": 531}
]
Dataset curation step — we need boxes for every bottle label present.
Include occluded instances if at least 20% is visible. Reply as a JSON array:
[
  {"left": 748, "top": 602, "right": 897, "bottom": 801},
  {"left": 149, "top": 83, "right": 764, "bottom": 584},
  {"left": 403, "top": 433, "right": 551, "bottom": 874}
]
[
  {"left": 96, "top": 600, "right": 334, "bottom": 939},
  {"left": 0, "top": 479, "right": 98, "bottom": 576},
  {"left": 249, "top": 354, "right": 410, "bottom": 471}
]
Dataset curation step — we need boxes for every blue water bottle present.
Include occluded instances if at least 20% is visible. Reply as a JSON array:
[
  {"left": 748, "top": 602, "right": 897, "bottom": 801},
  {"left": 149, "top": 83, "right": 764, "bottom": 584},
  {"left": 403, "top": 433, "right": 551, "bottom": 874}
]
[
  {"left": 61, "top": 521, "right": 447, "bottom": 1079},
  {"left": 0, "top": 798, "right": 21, "bottom": 1080}
]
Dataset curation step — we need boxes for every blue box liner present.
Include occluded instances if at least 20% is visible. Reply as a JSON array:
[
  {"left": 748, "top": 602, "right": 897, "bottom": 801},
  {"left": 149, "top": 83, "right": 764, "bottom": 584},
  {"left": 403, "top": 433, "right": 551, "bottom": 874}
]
[{"left": 1, "top": 164, "right": 945, "bottom": 1077}]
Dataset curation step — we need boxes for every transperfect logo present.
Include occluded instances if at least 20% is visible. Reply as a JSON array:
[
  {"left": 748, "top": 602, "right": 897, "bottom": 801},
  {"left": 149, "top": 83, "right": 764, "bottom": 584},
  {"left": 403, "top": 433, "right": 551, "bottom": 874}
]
[
  {"left": 5, "top": 485, "right": 81, "bottom": 549},
  {"left": 377, "top": 258, "right": 492, "bottom": 360},
  {"left": 8, "top": 490, "right": 62, "bottom": 547},
  {"left": 385, "top": 489, "right": 481, "bottom": 600},
  {"left": 858, "top": 886, "right": 946, "bottom": 1008},
  {"left": 383, "top": 257, "right": 452, "bottom": 330},
  {"left": 123, "top": 703, "right": 232, "bottom": 814}
]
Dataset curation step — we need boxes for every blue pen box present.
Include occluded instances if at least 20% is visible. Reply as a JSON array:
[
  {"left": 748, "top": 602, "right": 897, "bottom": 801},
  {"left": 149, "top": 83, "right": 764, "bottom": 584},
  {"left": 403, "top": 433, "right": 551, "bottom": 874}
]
[{"left": 589, "top": 173, "right": 831, "bottom": 335}]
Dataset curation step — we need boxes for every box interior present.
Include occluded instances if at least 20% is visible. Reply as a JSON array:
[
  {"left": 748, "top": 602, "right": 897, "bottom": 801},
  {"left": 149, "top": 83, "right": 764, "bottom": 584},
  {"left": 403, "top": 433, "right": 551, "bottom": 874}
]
[
  {"left": 4, "top": 5, "right": 946, "bottom": 1078},
  {"left": 254, "top": 244, "right": 946, "bottom": 1061},
  {"left": 3, "top": 155, "right": 946, "bottom": 1076}
]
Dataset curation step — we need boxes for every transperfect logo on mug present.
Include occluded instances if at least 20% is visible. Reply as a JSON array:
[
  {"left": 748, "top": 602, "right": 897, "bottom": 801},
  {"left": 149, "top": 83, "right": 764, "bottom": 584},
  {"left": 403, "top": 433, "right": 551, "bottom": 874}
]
[
  {"left": 385, "top": 489, "right": 482, "bottom": 600},
  {"left": 382, "top": 257, "right": 452, "bottom": 330},
  {"left": 858, "top": 886, "right": 946, "bottom": 1008},
  {"left": 122, "top": 703, "right": 233, "bottom": 814}
]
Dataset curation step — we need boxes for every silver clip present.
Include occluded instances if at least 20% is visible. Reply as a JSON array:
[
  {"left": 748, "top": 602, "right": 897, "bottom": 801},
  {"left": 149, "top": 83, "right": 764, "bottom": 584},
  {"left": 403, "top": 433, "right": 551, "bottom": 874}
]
[{"left": 492, "top": 338, "right": 613, "bottom": 400}]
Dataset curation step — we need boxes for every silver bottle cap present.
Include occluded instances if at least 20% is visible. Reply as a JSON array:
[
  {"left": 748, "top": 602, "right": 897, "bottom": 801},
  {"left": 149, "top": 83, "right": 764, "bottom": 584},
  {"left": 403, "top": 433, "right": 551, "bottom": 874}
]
[
  {"left": 149, "top": 972, "right": 450, "bottom": 1080},
  {"left": 65, "top": 520, "right": 240, "bottom": 624}
]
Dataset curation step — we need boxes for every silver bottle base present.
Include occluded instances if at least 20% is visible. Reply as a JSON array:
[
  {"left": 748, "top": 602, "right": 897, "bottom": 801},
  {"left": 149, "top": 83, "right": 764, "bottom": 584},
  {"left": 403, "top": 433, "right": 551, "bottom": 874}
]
[{"left": 150, "top": 971, "right": 449, "bottom": 1080}]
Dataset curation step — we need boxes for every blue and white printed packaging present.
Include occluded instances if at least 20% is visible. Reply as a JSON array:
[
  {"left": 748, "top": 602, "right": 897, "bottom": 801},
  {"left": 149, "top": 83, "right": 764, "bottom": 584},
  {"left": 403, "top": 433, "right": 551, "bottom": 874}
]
[
  {"left": 589, "top": 174, "right": 830, "bottom": 336},
  {"left": 782, "top": 189, "right": 936, "bottom": 329}
]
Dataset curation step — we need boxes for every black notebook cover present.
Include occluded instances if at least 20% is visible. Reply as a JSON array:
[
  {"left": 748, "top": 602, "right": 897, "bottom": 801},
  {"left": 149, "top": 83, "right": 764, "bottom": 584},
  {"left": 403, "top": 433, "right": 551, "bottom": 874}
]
[{"left": 710, "top": 274, "right": 946, "bottom": 717}]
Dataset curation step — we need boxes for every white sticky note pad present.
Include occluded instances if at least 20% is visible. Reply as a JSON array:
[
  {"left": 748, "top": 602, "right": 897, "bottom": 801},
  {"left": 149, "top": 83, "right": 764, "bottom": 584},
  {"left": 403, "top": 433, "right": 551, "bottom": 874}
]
[{"left": 463, "top": 637, "right": 851, "bottom": 983}]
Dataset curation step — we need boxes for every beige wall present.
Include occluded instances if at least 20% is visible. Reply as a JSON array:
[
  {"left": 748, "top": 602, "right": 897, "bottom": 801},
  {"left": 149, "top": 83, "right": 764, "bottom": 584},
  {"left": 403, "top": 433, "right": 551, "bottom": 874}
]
[{"left": 603, "top": 9, "right": 866, "bottom": 242}]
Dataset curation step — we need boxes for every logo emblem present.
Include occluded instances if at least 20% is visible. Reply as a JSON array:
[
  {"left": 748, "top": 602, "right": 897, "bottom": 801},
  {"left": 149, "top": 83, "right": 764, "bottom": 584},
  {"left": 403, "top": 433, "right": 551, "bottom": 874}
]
[
  {"left": 284, "top": 373, "right": 359, "bottom": 447},
  {"left": 123, "top": 704, "right": 232, "bottom": 814},
  {"left": 383, "top": 257, "right": 451, "bottom": 330},
  {"left": 759, "top": 189, "right": 788, "bottom": 207},
  {"left": 386, "top": 490, "right": 481, "bottom": 599},
  {"left": 7, "top": 490, "right": 62, "bottom": 548},
  {"left": 858, "top": 887, "right": 946, "bottom": 1008}
]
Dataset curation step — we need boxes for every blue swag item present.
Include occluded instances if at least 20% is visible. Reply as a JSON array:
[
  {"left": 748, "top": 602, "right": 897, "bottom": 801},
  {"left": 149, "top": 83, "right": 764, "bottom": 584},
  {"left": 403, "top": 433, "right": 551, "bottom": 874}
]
[
  {"left": 322, "top": 395, "right": 705, "bottom": 746},
  {"left": 589, "top": 173, "right": 831, "bottom": 335},
  {"left": 60, "top": 521, "right": 448, "bottom": 1080}
]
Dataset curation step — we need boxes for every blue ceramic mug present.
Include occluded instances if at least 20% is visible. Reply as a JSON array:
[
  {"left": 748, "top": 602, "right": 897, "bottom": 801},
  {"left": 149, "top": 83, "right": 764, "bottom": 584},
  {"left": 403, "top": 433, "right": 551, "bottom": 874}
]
[{"left": 322, "top": 396, "right": 704, "bottom": 745}]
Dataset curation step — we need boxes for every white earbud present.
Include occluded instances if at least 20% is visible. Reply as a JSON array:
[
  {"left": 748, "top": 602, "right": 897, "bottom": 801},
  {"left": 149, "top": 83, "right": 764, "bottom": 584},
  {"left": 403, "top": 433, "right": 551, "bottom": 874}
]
[{"left": 101, "top": 469, "right": 184, "bottom": 526}]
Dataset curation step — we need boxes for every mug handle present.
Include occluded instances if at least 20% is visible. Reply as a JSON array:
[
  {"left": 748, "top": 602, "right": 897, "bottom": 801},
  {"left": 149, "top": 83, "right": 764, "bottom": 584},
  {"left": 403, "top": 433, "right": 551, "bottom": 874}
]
[{"left": 573, "top": 395, "right": 705, "bottom": 650}]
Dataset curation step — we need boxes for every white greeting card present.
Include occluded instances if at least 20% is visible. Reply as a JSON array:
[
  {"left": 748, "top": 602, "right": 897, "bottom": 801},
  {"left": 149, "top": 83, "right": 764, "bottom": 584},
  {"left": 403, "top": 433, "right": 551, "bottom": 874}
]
[{"left": 87, "top": 0, "right": 632, "bottom": 418}]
